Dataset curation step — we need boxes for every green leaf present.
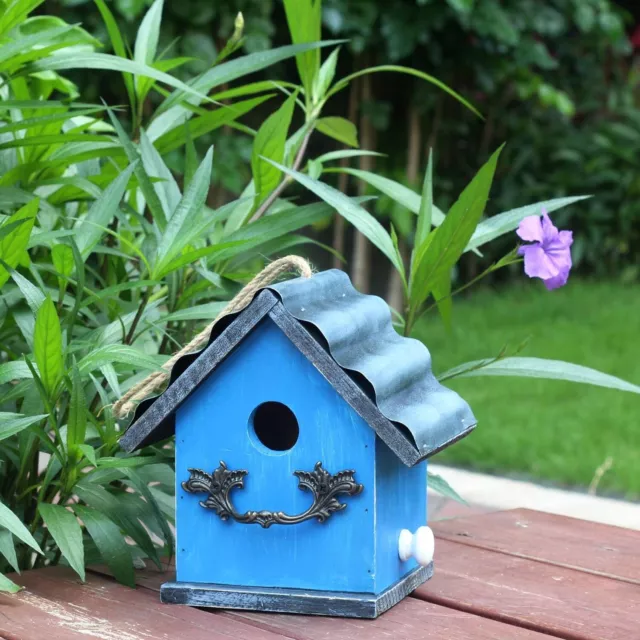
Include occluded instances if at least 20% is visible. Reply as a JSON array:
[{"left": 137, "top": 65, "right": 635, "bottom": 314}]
[
  {"left": 428, "top": 470, "right": 467, "bottom": 505},
  {"left": 316, "top": 150, "right": 383, "bottom": 164},
  {"left": 0, "top": 134, "right": 111, "bottom": 150},
  {"left": 51, "top": 244, "right": 74, "bottom": 278},
  {"left": 78, "top": 345, "right": 163, "bottom": 374},
  {"left": 184, "top": 123, "right": 197, "bottom": 188},
  {"left": 97, "top": 456, "right": 162, "bottom": 469},
  {"left": 432, "top": 271, "right": 452, "bottom": 331},
  {"left": 224, "top": 199, "right": 338, "bottom": 249},
  {"left": 123, "top": 468, "right": 174, "bottom": 564},
  {"left": 0, "top": 413, "right": 47, "bottom": 441},
  {"left": 154, "top": 146, "right": 213, "bottom": 274},
  {"left": 341, "top": 172, "right": 588, "bottom": 254},
  {"left": 94, "top": 0, "right": 135, "bottom": 110},
  {"left": 0, "top": 529, "right": 19, "bottom": 573},
  {"left": 38, "top": 504, "right": 85, "bottom": 581},
  {"left": 0, "top": 219, "right": 29, "bottom": 243},
  {"left": 267, "top": 159, "right": 403, "bottom": 274},
  {"left": 9, "top": 270, "right": 45, "bottom": 314},
  {"left": 312, "top": 47, "right": 339, "bottom": 104},
  {"left": 34, "top": 297, "right": 64, "bottom": 396},
  {"left": 410, "top": 146, "right": 503, "bottom": 306},
  {"left": 75, "top": 483, "right": 161, "bottom": 571},
  {"left": 149, "top": 40, "right": 341, "bottom": 140},
  {"left": 106, "top": 108, "right": 167, "bottom": 231},
  {"left": 223, "top": 182, "right": 256, "bottom": 235},
  {"left": 466, "top": 196, "right": 590, "bottom": 252},
  {"left": 154, "top": 95, "right": 272, "bottom": 154},
  {"left": 211, "top": 80, "right": 297, "bottom": 101},
  {"left": 415, "top": 150, "right": 434, "bottom": 255},
  {"left": 163, "top": 301, "right": 227, "bottom": 322},
  {"left": 64, "top": 239, "right": 85, "bottom": 335},
  {"left": 0, "top": 198, "right": 38, "bottom": 287},
  {"left": 75, "top": 163, "right": 136, "bottom": 260},
  {"left": 283, "top": 0, "right": 322, "bottom": 99},
  {"left": 0, "top": 107, "right": 105, "bottom": 136},
  {"left": 139, "top": 128, "right": 181, "bottom": 217},
  {"left": 0, "top": 361, "right": 34, "bottom": 385},
  {"left": 0, "top": 572, "right": 20, "bottom": 593},
  {"left": 333, "top": 168, "right": 445, "bottom": 226},
  {"left": 77, "top": 444, "right": 97, "bottom": 467},
  {"left": 316, "top": 117, "right": 358, "bottom": 147},
  {"left": 162, "top": 198, "right": 352, "bottom": 274},
  {"left": 134, "top": 0, "right": 163, "bottom": 67},
  {"left": 67, "top": 365, "right": 87, "bottom": 450},
  {"left": 446, "top": 357, "right": 640, "bottom": 393},
  {"left": 0, "top": 500, "right": 43, "bottom": 555},
  {"left": 328, "top": 65, "right": 482, "bottom": 118},
  {"left": 81, "top": 280, "right": 158, "bottom": 309},
  {"left": 0, "top": 0, "right": 47, "bottom": 36},
  {"left": 73, "top": 505, "right": 134, "bottom": 587},
  {"left": 0, "top": 24, "right": 74, "bottom": 69},
  {"left": 251, "top": 92, "right": 297, "bottom": 205},
  {"left": 25, "top": 53, "right": 213, "bottom": 105}
]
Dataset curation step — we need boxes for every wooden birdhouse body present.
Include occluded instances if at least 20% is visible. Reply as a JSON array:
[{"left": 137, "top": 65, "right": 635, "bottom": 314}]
[
  {"left": 121, "top": 270, "right": 475, "bottom": 618},
  {"left": 175, "top": 317, "right": 426, "bottom": 594}
]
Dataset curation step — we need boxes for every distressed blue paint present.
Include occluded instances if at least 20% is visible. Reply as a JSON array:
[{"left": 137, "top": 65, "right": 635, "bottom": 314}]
[
  {"left": 373, "top": 439, "right": 427, "bottom": 593},
  {"left": 176, "top": 317, "right": 376, "bottom": 593}
]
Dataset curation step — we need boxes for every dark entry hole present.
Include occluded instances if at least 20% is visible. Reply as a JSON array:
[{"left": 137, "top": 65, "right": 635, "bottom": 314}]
[{"left": 251, "top": 401, "right": 299, "bottom": 452}]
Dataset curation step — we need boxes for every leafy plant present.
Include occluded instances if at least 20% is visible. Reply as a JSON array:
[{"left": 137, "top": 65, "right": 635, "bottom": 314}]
[
  {"left": 0, "top": 0, "right": 486, "bottom": 591},
  {"left": 1, "top": 0, "right": 638, "bottom": 596}
]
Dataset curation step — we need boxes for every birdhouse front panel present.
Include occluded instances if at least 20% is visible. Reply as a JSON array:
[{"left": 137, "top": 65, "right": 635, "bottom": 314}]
[{"left": 175, "top": 316, "right": 377, "bottom": 593}]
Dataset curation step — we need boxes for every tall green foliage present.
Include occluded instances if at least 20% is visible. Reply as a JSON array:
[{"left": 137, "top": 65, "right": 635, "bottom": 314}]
[
  {"left": 51, "top": 0, "right": 635, "bottom": 276},
  {"left": 0, "top": 0, "right": 478, "bottom": 590},
  {"left": 1, "top": 0, "right": 638, "bottom": 596}
]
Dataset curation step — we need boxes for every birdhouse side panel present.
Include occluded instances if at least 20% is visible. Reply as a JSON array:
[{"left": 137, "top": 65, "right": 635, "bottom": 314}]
[
  {"left": 175, "top": 316, "right": 376, "bottom": 593},
  {"left": 374, "top": 437, "right": 427, "bottom": 593}
]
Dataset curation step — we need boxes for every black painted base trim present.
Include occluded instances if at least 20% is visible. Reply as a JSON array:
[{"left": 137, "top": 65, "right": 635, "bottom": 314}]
[{"left": 160, "top": 563, "right": 433, "bottom": 619}]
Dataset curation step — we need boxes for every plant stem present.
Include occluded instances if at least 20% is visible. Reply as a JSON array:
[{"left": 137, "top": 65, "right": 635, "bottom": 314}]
[
  {"left": 249, "top": 126, "right": 314, "bottom": 223},
  {"left": 124, "top": 289, "right": 151, "bottom": 346},
  {"left": 404, "top": 305, "right": 420, "bottom": 337}
]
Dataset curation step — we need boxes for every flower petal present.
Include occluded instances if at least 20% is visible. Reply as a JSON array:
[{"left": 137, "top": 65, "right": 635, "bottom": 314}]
[
  {"left": 517, "top": 215, "right": 544, "bottom": 242},
  {"left": 541, "top": 209, "right": 560, "bottom": 244},
  {"left": 545, "top": 235, "right": 572, "bottom": 274},
  {"left": 556, "top": 230, "right": 573, "bottom": 248},
  {"left": 520, "top": 243, "right": 560, "bottom": 280},
  {"left": 543, "top": 268, "right": 570, "bottom": 290}
]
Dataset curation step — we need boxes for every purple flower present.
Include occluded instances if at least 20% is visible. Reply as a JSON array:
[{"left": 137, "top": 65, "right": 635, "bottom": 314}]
[{"left": 517, "top": 209, "right": 573, "bottom": 290}]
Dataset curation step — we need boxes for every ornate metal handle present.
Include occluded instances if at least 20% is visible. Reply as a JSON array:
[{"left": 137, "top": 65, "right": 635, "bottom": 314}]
[{"left": 182, "top": 461, "right": 363, "bottom": 528}]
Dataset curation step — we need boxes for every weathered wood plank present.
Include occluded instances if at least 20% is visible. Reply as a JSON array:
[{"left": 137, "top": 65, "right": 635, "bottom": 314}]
[
  {"left": 417, "top": 538, "right": 640, "bottom": 640},
  {"left": 227, "top": 598, "right": 550, "bottom": 640},
  {"left": 87, "top": 564, "right": 548, "bottom": 639},
  {"left": 432, "top": 508, "right": 640, "bottom": 584},
  {"left": 1, "top": 567, "right": 286, "bottom": 640}
]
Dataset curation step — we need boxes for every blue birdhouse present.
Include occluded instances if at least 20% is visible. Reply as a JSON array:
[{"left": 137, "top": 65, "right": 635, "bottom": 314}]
[{"left": 120, "top": 269, "right": 476, "bottom": 619}]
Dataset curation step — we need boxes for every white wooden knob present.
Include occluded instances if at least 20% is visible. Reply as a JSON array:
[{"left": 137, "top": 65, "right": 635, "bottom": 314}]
[{"left": 398, "top": 526, "right": 434, "bottom": 566}]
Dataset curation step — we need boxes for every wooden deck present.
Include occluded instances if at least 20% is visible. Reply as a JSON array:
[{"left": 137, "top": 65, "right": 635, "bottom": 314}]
[{"left": 1, "top": 508, "right": 638, "bottom": 639}]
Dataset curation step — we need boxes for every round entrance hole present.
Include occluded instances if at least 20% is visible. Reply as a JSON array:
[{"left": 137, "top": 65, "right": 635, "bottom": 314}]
[{"left": 250, "top": 401, "right": 299, "bottom": 452}]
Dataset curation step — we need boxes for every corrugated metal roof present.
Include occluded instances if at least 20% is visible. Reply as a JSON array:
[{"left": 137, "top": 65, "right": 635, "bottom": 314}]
[
  {"left": 269, "top": 270, "right": 476, "bottom": 458},
  {"left": 120, "top": 269, "right": 476, "bottom": 463}
]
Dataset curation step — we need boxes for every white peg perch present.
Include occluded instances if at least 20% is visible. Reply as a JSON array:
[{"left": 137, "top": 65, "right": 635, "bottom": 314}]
[{"left": 398, "top": 526, "right": 434, "bottom": 566}]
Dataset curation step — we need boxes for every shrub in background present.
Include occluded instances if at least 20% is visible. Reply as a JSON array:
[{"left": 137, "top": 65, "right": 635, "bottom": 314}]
[{"left": 45, "top": 0, "right": 638, "bottom": 283}]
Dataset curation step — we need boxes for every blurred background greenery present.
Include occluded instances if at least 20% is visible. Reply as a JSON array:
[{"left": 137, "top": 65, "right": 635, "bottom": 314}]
[
  {"left": 41, "top": 0, "right": 640, "bottom": 497},
  {"left": 44, "top": 0, "right": 640, "bottom": 284}
]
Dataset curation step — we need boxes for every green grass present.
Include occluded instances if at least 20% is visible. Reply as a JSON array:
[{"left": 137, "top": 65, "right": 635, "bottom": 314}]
[{"left": 415, "top": 279, "right": 640, "bottom": 500}]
